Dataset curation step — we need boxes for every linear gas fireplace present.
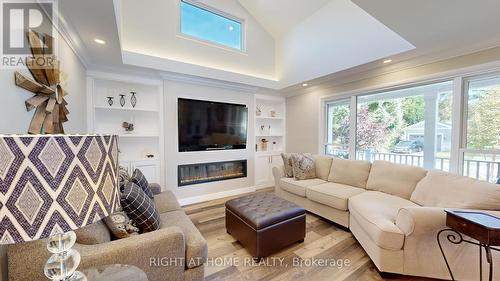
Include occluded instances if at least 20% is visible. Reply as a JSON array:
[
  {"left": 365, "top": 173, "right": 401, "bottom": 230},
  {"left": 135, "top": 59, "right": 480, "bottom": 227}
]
[{"left": 178, "top": 160, "right": 247, "bottom": 186}]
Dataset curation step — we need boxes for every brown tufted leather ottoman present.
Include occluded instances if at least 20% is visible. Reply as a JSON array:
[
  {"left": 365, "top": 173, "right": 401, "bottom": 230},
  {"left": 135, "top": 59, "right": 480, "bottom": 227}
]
[{"left": 225, "top": 192, "right": 306, "bottom": 259}]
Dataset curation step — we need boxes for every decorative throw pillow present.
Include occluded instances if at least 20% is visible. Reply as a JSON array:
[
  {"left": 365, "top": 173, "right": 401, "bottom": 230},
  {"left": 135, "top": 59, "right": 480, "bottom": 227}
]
[
  {"left": 281, "top": 153, "right": 295, "bottom": 178},
  {"left": 121, "top": 182, "right": 160, "bottom": 233},
  {"left": 104, "top": 208, "right": 140, "bottom": 239},
  {"left": 130, "top": 168, "right": 154, "bottom": 199},
  {"left": 291, "top": 153, "right": 316, "bottom": 180}
]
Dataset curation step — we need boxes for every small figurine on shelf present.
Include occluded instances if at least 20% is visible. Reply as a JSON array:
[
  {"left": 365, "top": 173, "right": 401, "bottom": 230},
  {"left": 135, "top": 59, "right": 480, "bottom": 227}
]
[
  {"left": 261, "top": 138, "right": 269, "bottom": 151},
  {"left": 122, "top": 122, "right": 134, "bottom": 132},
  {"left": 130, "top": 92, "right": 137, "bottom": 108},
  {"left": 256, "top": 105, "right": 262, "bottom": 116},
  {"left": 107, "top": 97, "right": 114, "bottom": 106},
  {"left": 270, "top": 108, "right": 276, "bottom": 117},
  {"left": 119, "top": 94, "right": 126, "bottom": 107}
]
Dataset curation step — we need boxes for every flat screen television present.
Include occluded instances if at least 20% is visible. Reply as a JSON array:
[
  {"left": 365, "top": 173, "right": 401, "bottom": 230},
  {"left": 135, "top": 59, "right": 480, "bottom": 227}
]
[{"left": 178, "top": 98, "right": 248, "bottom": 152}]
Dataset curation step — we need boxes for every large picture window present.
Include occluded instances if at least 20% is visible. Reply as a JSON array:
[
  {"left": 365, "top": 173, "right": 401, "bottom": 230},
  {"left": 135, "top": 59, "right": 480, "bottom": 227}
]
[
  {"left": 463, "top": 76, "right": 500, "bottom": 182},
  {"left": 355, "top": 81, "right": 453, "bottom": 170},
  {"left": 323, "top": 72, "right": 500, "bottom": 183}
]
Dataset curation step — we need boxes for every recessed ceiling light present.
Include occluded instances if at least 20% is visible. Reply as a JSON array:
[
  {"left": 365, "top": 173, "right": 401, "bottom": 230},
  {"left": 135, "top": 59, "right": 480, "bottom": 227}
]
[
  {"left": 228, "top": 26, "right": 234, "bottom": 31},
  {"left": 302, "top": 83, "right": 309, "bottom": 87},
  {"left": 383, "top": 59, "right": 392, "bottom": 64},
  {"left": 94, "top": 38, "right": 106, "bottom": 45}
]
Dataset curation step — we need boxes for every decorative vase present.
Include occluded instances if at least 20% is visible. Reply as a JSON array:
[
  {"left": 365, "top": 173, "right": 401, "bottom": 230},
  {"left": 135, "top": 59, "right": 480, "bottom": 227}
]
[
  {"left": 119, "top": 94, "right": 126, "bottom": 107},
  {"left": 107, "top": 97, "right": 114, "bottom": 106},
  {"left": 130, "top": 92, "right": 137, "bottom": 108}
]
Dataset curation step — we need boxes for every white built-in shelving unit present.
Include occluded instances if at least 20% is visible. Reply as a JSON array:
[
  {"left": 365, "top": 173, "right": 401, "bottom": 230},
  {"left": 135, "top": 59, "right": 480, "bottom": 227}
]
[
  {"left": 87, "top": 73, "right": 164, "bottom": 186},
  {"left": 254, "top": 95, "right": 286, "bottom": 187}
]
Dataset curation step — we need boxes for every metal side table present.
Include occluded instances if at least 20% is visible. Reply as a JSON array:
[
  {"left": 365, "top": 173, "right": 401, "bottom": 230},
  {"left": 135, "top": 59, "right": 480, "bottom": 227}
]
[{"left": 437, "top": 209, "right": 500, "bottom": 281}]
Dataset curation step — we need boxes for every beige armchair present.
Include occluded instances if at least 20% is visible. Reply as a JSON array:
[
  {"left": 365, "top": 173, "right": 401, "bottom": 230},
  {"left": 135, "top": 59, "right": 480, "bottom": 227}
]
[{"left": 8, "top": 189, "right": 207, "bottom": 281}]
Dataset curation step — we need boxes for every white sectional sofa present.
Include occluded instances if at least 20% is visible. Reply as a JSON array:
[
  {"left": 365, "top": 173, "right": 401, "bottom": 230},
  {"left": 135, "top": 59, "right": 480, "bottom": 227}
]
[{"left": 272, "top": 156, "right": 500, "bottom": 280}]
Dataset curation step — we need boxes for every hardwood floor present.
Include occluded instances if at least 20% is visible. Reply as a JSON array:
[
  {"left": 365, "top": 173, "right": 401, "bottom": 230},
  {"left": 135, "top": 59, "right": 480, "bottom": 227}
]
[{"left": 184, "top": 188, "right": 436, "bottom": 281}]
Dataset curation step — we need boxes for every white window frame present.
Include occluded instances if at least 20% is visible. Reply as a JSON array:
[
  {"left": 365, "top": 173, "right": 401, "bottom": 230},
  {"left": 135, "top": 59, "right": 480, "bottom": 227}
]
[
  {"left": 458, "top": 72, "right": 500, "bottom": 180},
  {"left": 319, "top": 64, "right": 500, "bottom": 181},
  {"left": 322, "top": 98, "right": 352, "bottom": 157},
  {"left": 178, "top": 0, "right": 246, "bottom": 52}
]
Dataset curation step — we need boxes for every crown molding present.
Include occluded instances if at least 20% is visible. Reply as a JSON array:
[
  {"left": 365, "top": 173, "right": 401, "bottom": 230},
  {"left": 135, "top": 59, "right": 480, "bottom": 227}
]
[
  {"left": 282, "top": 44, "right": 500, "bottom": 97},
  {"left": 87, "top": 69, "right": 163, "bottom": 86},
  {"left": 53, "top": 6, "right": 90, "bottom": 68},
  {"left": 34, "top": 0, "right": 90, "bottom": 68},
  {"left": 314, "top": 59, "right": 500, "bottom": 104},
  {"left": 86, "top": 64, "right": 282, "bottom": 95},
  {"left": 160, "top": 71, "right": 263, "bottom": 93},
  {"left": 113, "top": 0, "right": 123, "bottom": 53}
]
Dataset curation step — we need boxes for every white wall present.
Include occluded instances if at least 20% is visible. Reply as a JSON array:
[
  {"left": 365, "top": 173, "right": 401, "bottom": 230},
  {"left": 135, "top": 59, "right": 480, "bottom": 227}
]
[
  {"left": 164, "top": 80, "right": 257, "bottom": 200},
  {"left": 285, "top": 46, "right": 500, "bottom": 154},
  {"left": 121, "top": 0, "right": 275, "bottom": 81},
  {"left": 0, "top": 33, "right": 87, "bottom": 281}
]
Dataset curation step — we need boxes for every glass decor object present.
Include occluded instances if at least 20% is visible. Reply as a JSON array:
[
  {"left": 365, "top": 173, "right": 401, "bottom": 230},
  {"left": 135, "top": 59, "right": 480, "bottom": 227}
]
[
  {"left": 130, "top": 92, "right": 137, "bottom": 108},
  {"left": 45, "top": 231, "right": 86, "bottom": 281},
  {"left": 119, "top": 94, "right": 126, "bottom": 107},
  {"left": 180, "top": 0, "right": 243, "bottom": 50},
  {"left": 107, "top": 97, "right": 114, "bottom": 106},
  {"left": 0, "top": 135, "right": 120, "bottom": 281}
]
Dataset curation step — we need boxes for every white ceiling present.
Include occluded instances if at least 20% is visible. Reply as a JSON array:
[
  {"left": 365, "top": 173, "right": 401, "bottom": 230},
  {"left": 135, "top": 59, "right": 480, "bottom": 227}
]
[
  {"left": 59, "top": 0, "right": 122, "bottom": 67},
  {"left": 237, "top": 0, "right": 330, "bottom": 38},
  {"left": 352, "top": 0, "right": 500, "bottom": 57},
  {"left": 275, "top": 0, "right": 414, "bottom": 86}
]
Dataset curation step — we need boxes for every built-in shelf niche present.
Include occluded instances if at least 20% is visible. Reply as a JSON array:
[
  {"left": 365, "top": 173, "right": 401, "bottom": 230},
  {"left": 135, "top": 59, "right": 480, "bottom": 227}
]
[
  {"left": 88, "top": 75, "right": 164, "bottom": 185},
  {"left": 255, "top": 96, "right": 285, "bottom": 153},
  {"left": 254, "top": 95, "right": 286, "bottom": 188}
]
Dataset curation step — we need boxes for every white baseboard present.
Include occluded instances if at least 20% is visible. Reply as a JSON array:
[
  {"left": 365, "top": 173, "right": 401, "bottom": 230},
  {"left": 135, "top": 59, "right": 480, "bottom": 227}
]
[{"left": 177, "top": 186, "right": 257, "bottom": 206}]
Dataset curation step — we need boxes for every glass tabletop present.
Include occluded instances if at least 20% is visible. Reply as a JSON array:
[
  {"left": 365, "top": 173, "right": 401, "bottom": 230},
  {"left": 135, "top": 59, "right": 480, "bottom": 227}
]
[
  {"left": 446, "top": 209, "right": 500, "bottom": 229},
  {"left": 81, "top": 264, "right": 148, "bottom": 281}
]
